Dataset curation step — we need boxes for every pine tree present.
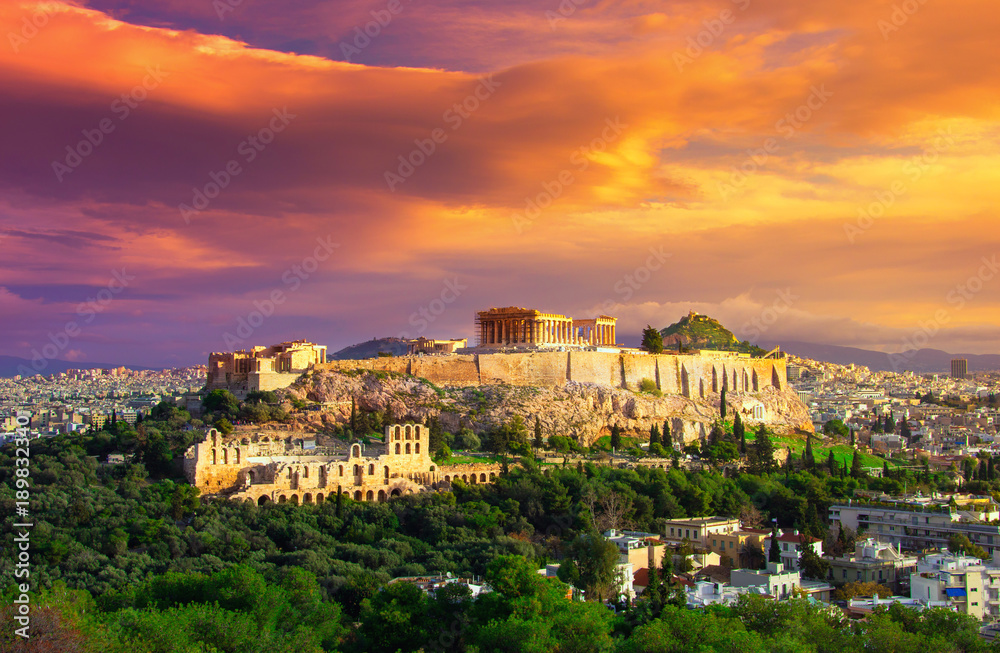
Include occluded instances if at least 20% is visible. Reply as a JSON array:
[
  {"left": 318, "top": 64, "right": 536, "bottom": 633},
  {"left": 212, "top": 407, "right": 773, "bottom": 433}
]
[
  {"left": 663, "top": 421, "right": 673, "bottom": 451},
  {"left": 720, "top": 385, "right": 727, "bottom": 420},
  {"left": 534, "top": 416, "right": 544, "bottom": 450},
  {"left": 649, "top": 424, "right": 660, "bottom": 448}
]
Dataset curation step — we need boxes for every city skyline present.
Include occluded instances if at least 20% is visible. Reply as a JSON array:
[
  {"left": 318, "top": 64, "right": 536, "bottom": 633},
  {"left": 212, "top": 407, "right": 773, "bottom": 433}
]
[{"left": 1, "top": 0, "right": 999, "bottom": 368}]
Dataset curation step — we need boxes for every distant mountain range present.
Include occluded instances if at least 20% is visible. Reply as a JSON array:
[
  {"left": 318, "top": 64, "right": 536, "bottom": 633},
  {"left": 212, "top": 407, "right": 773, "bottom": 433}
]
[
  {"left": 330, "top": 337, "right": 411, "bottom": 360},
  {"left": 758, "top": 340, "right": 1000, "bottom": 374},
  {"left": 0, "top": 355, "right": 155, "bottom": 378}
]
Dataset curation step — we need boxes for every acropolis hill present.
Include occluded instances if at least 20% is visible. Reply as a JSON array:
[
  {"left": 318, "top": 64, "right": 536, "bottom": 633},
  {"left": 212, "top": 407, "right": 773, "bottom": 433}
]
[{"left": 206, "top": 308, "right": 813, "bottom": 445}]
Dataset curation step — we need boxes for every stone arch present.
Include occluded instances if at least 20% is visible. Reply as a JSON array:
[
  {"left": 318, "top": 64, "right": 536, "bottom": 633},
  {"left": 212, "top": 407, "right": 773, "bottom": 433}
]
[
  {"left": 378, "top": 490, "right": 386, "bottom": 502},
  {"left": 351, "top": 444, "right": 361, "bottom": 458},
  {"left": 445, "top": 475, "right": 451, "bottom": 482},
  {"left": 223, "top": 448, "right": 228, "bottom": 465},
  {"left": 699, "top": 378, "right": 706, "bottom": 399},
  {"left": 290, "top": 494, "right": 299, "bottom": 505},
  {"left": 248, "top": 470, "right": 256, "bottom": 484},
  {"left": 744, "top": 371, "right": 750, "bottom": 392},
  {"left": 772, "top": 366, "right": 782, "bottom": 390},
  {"left": 752, "top": 370, "right": 760, "bottom": 392},
  {"left": 470, "top": 474, "right": 477, "bottom": 484},
  {"left": 394, "top": 425, "right": 401, "bottom": 439},
  {"left": 405, "top": 424, "right": 412, "bottom": 439},
  {"left": 366, "top": 490, "right": 374, "bottom": 501},
  {"left": 480, "top": 473, "right": 487, "bottom": 483},
  {"left": 391, "top": 488, "right": 401, "bottom": 497},
  {"left": 303, "top": 466, "right": 309, "bottom": 478},
  {"left": 733, "top": 370, "right": 738, "bottom": 390},
  {"left": 384, "top": 466, "right": 390, "bottom": 479},
  {"left": 278, "top": 495, "right": 287, "bottom": 503},
  {"left": 354, "top": 490, "right": 362, "bottom": 501},
  {"left": 258, "top": 495, "right": 269, "bottom": 505},
  {"left": 489, "top": 472, "right": 496, "bottom": 480},
  {"left": 316, "top": 493, "right": 324, "bottom": 503},
  {"left": 212, "top": 449, "right": 217, "bottom": 465},
  {"left": 354, "top": 464, "right": 360, "bottom": 475},
  {"left": 406, "top": 443, "right": 411, "bottom": 454},
  {"left": 211, "top": 429, "right": 219, "bottom": 445},
  {"left": 368, "top": 463, "right": 375, "bottom": 475},
  {"left": 235, "top": 449, "right": 241, "bottom": 464},
  {"left": 395, "top": 443, "right": 401, "bottom": 455},
  {"left": 415, "top": 443, "right": 420, "bottom": 454},
  {"left": 303, "top": 493, "right": 313, "bottom": 504},
  {"left": 462, "top": 474, "right": 468, "bottom": 482},
  {"left": 681, "top": 366, "right": 690, "bottom": 398},
  {"left": 339, "top": 465, "right": 344, "bottom": 477}
]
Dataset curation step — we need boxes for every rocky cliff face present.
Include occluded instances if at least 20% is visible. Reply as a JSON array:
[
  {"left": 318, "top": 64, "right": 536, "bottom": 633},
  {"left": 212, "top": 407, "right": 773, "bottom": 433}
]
[{"left": 280, "top": 369, "right": 813, "bottom": 446}]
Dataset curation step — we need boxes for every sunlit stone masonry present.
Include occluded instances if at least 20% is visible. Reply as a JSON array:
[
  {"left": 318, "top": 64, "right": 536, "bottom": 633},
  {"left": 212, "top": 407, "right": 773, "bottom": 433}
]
[{"left": 474, "top": 306, "right": 617, "bottom": 349}]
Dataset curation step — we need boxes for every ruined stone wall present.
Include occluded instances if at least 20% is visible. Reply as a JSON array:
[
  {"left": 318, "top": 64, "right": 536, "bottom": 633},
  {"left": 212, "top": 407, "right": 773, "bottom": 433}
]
[{"left": 314, "top": 351, "right": 787, "bottom": 398}]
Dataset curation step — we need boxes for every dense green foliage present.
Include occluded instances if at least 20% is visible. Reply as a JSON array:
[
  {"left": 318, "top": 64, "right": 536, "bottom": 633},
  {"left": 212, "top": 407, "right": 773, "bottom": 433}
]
[{"left": 2, "top": 428, "right": 993, "bottom": 652}]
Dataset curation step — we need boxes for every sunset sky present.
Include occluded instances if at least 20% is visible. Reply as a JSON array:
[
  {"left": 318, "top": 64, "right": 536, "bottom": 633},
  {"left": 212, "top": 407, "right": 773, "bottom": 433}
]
[{"left": 1, "top": 0, "right": 999, "bottom": 368}]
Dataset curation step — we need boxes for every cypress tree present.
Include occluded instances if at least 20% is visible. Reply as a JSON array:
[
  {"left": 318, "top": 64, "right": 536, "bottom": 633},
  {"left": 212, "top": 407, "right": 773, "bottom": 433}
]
[
  {"left": 768, "top": 526, "right": 781, "bottom": 563},
  {"left": 649, "top": 424, "right": 660, "bottom": 448},
  {"left": 735, "top": 412, "right": 746, "bottom": 454},
  {"left": 850, "top": 451, "right": 863, "bottom": 478},
  {"left": 886, "top": 414, "right": 896, "bottom": 433},
  {"left": 336, "top": 490, "right": 343, "bottom": 518},
  {"left": 610, "top": 425, "right": 622, "bottom": 451},
  {"left": 900, "top": 419, "right": 912, "bottom": 446},
  {"left": 663, "top": 421, "right": 673, "bottom": 451},
  {"left": 850, "top": 428, "right": 856, "bottom": 447},
  {"left": 350, "top": 397, "right": 357, "bottom": 434},
  {"left": 804, "top": 432, "right": 814, "bottom": 469},
  {"left": 883, "top": 461, "right": 890, "bottom": 478},
  {"left": 827, "top": 450, "right": 836, "bottom": 474},
  {"left": 534, "top": 416, "right": 544, "bottom": 450}
]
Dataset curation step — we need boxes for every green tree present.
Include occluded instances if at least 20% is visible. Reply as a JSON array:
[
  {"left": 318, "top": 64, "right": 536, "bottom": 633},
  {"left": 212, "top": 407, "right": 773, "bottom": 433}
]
[
  {"left": 720, "top": 385, "right": 727, "bottom": 420},
  {"left": 827, "top": 450, "right": 836, "bottom": 475},
  {"left": 949, "top": 534, "right": 988, "bottom": 559},
  {"left": 534, "top": 416, "right": 544, "bottom": 450},
  {"left": 641, "top": 326, "right": 664, "bottom": 354},
  {"left": 850, "top": 450, "right": 864, "bottom": 479},
  {"left": 748, "top": 425, "right": 776, "bottom": 474},
  {"left": 610, "top": 425, "right": 622, "bottom": 451},
  {"left": 768, "top": 526, "right": 781, "bottom": 563},
  {"left": 214, "top": 418, "right": 233, "bottom": 435},
  {"left": 823, "top": 419, "right": 850, "bottom": 438},
  {"left": 662, "top": 421, "right": 673, "bottom": 451},
  {"left": 564, "top": 534, "right": 621, "bottom": 602},
  {"left": 734, "top": 412, "right": 745, "bottom": 454},
  {"left": 798, "top": 540, "right": 830, "bottom": 580},
  {"left": 203, "top": 389, "right": 240, "bottom": 416},
  {"left": 804, "top": 431, "right": 815, "bottom": 469},
  {"left": 649, "top": 424, "right": 660, "bottom": 448}
]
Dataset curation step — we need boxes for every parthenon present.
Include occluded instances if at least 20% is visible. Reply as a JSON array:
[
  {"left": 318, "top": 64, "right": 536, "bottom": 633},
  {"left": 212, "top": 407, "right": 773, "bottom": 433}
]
[{"left": 474, "top": 307, "right": 617, "bottom": 348}]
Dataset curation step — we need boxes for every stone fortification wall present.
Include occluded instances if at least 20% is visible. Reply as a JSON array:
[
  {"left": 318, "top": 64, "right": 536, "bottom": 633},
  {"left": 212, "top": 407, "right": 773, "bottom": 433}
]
[{"left": 314, "top": 350, "right": 787, "bottom": 396}]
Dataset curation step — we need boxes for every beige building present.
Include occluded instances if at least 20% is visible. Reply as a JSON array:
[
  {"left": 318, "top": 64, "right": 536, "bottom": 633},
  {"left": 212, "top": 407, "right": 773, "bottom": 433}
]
[
  {"left": 910, "top": 552, "right": 997, "bottom": 620},
  {"left": 183, "top": 424, "right": 501, "bottom": 504},
  {"left": 661, "top": 517, "right": 740, "bottom": 549},
  {"left": 474, "top": 307, "right": 617, "bottom": 349},
  {"left": 762, "top": 530, "right": 823, "bottom": 572},
  {"left": 710, "top": 528, "right": 768, "bottom": 567},
  {"left": 207, "top": 340, "right": 327, "bottom": 397}
]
